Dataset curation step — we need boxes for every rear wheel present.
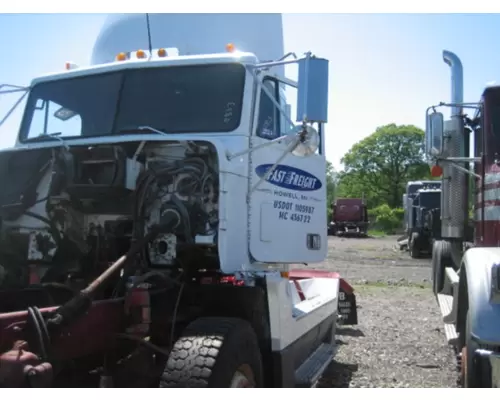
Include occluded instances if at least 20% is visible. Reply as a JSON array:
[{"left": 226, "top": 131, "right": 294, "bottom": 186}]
[
  {"left": 432, "top": 240, "right": 451, "bottom": 295},
  {"left": 160, "top": 317, "right": 263, "bottom": 388},
  {"left": 409, "top": 233, "right": 421, "bottom": 258}
]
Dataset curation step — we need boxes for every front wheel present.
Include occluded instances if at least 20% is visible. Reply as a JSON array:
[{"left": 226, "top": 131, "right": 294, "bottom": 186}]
[
  {"left": 462, "top": 310, "right": 479, "bottom": 387},
  {"left": 160, "top": 317, "right": 263, "bottom": 388},
  {"left": 461, "top": 310, "right": 491, "bottom": 388}
]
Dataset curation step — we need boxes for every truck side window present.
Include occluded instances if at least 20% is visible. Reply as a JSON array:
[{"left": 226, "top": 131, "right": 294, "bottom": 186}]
[{"left": 257, "top": 78, "right": 280, "bottom": 140}]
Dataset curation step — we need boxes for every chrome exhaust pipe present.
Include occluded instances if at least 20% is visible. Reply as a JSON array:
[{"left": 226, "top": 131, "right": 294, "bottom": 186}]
[
  {"left": 442, "top": 50, "right": 463, "bottom": 117},
  {"left": 441, "top": 50, "right": 466, "bottom": 241}
]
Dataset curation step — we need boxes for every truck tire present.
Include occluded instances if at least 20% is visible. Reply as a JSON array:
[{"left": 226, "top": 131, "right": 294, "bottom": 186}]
[
  {"left": 432, "top": 240, "right": 451, "bottom": 295},
  {"left": 160, "top": 317, "right": 264, "bottom": 388},
  {"left": 409, "top": 233, "right": 421, "bottom": 258}
]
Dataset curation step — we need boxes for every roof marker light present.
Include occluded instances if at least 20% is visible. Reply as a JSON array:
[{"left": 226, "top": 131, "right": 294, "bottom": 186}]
[
  {"left": 65, "top": 62, "right": 78, "bottom": 70},
  {"left": 157, "top": 48, "right": 167, "bottom": 57},
  {"left": 116, "top": 52, "right": 127, "bottom": 61},
  {"left": 136, "top": 49, "right": 147, "bottom": 59},
  {"left": 226, "top": 43, "right": 235, "bottom": 53}
]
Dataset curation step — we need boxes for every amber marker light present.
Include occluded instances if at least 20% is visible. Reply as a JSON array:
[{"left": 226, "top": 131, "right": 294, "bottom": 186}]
[
  {"left": 116, "top": 52, "right": 127, "bottom": 61},
  {"left": 430, "top": 164, "right": 443, "bottom": 178}
]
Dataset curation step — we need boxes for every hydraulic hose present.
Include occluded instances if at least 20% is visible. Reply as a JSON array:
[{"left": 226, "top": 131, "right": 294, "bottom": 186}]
[{"left": 46, "top": 224, "right": 164, "bottom": 334}]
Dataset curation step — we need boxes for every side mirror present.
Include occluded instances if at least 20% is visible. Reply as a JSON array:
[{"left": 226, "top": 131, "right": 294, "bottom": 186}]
[
  {"left": 297, "top": 55, "right": 329, "bottom": 124},
  {"left": 426, "top": 112, "right": 444, "bottom": 157}
]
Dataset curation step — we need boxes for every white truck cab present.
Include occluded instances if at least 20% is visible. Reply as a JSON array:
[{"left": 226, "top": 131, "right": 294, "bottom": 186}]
[{"left": 0, "top": 14, "right": 357, "bottom": 388}]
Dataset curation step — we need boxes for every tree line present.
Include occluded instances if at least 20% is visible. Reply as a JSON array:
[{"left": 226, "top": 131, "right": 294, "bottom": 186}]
[{"left": 326, "top": 123, "right": 436, "bottom": 233}]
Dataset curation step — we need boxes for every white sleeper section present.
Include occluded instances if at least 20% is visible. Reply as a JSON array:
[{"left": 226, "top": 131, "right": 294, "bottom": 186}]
[{"left": 266, "top": 274, "right": 339, "bottom": 351}]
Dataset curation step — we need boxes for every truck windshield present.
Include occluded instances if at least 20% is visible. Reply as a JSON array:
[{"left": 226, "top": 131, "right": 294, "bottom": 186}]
[
  {"left": 418, "top": 192, "right": 440, "bottom": 209},
  {"left": 18, "top": 63, "right": 245, "bottom": 142}
]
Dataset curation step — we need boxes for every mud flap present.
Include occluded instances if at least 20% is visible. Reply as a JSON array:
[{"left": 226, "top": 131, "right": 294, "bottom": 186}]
[
  {"left": 337, "top": 286, "right": 358, "bottom": 326},
  {"left": 287, "top": 269, "right": 359, "bottom": 326}
]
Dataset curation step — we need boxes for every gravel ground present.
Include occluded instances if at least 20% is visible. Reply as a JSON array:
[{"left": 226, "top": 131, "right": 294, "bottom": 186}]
[
  {"left": 320, "top": 234, "right": 432, "bottom": 285},
  {"left": 314, "top": 235, "right": 459, "bottom": 388}
]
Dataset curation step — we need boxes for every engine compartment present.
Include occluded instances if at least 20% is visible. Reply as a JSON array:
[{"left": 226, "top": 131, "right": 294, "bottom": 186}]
[{"left": 0, "top": 140, "right": 220, "bottom": 311}]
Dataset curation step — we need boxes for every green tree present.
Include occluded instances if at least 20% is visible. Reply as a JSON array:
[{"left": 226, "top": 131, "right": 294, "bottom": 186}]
[
  {"left": 335, "top": 170, "right": 372, "bottom": 205},
  {"left": 337, "top": 124, "right": 429, "bottom": 209},
  {"left": 370, "top": 204, "right": 405, "bottom": 233}
]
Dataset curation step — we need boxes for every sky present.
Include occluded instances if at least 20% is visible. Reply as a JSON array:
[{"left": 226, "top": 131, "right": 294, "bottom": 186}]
[{"left": 0, "top": 13, "right": 499, "bottom": 171}]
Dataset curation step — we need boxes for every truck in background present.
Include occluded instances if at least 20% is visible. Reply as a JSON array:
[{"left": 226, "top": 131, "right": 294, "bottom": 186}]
[
  {"left": 407, "top": 187, "right": 442, "bottom": 258},
  {"left": 398, "top": 180, "right": 441, "bottom": 252},
  {"left": 328, "top": 198, "right": 369, "bottom": 237}
]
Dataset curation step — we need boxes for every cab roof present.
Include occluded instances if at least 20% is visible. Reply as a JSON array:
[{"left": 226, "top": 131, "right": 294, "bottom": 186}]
[{"left": 30, "top": 51, "right": 259, "bottom": 87}]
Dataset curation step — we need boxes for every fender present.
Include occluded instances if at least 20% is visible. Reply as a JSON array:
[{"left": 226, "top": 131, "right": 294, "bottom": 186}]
[{"left": 459, "top": 247, "right": 500, "bottom": 345}]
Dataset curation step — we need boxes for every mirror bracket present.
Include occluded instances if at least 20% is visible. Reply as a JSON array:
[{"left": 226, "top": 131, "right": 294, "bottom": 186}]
[
  {"left": 440, "top": 158, "right": 482, "bottom": 180},
  {"left": 0, "top": 84, "right": 30, "bottom": 128},
  {"left": 437, "top": 101, "right": 481, "bottom": 111},
  {"left": 431, "top": 156, "right": 482, "bottom": 180}
]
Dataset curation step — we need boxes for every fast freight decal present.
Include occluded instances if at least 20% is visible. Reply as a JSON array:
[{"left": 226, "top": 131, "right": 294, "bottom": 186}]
[
  {"left": 255, "top": 164, "right": 322, "bottom": 224},
  {"left": 254, "top": 164, "right": 322, "bottom": 191}
]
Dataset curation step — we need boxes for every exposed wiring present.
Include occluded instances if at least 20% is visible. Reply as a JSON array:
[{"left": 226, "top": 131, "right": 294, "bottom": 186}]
[
  {"left": 23, "top": 210, "right": 52, "bottom": 226},
  {"left": 27, "top": 306, "right": 50, "bottom": 361},
  {"left": 132, "top": 157, "right": 213, "bottom": 267},
  {"left": 115, "top": 333, "right": 171, "bottom": 357},
  {"left": 130, "top": 270, "right": 174, "bottom": 287},
  {"left": 169, "top": 282, "right": 185, "bottom": 349},
  {"left": 94, "top": 228, "right": 101, "bottom": 270},
  {"left": 22, "top": 210, "right": 62, "bottom": 243}
]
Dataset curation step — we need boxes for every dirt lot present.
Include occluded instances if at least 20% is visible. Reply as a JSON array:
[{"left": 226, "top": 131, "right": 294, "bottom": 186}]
[{"left": 315, "top": 235, "right": 459, "bottom": 388}]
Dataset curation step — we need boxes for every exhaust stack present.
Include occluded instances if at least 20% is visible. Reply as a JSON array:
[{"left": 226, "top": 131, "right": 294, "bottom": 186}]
[
  {"left": 441, "top": 50, "right": 467, "bottom": 240},
  {"left": 443, "top": 50, "right": 464, "bottom": 117}
]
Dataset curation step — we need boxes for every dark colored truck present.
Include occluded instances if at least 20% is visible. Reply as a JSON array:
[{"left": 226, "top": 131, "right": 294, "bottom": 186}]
[
  {"left": 407, "top": 188, "right": 442, "bottom": 258},
  {"left": 402, "top": 180, "right": 441, "bottom": 235},
  {"left": 397, "top": 180, "right": 442, "bottom": 251},
  {"left": 328, "top": 198, "right": 369, "bottom": 237}
]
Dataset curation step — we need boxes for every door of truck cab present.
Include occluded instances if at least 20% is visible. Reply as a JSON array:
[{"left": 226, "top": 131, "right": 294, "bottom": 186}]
[{"left": 247, "top": 74, "right": 327, "bottom": 264}]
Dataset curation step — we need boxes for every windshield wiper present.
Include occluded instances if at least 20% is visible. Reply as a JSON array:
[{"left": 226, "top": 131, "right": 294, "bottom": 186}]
[
  {"left": 28, "top": 132, "right": 70, "bottom": 150},
  {"left": 116, "top": 126, "right": 169, "bottom": 137}
]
